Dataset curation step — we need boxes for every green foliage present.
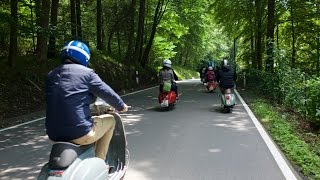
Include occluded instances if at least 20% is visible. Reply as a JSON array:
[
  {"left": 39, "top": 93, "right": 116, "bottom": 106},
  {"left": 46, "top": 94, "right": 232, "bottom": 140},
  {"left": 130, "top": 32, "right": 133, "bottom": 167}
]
[
  {"left": 173, "top": 66, "right": 199, "bottom": 80},
  {"left": 252, "top": 101, "right": 320, "bottom": 179},
  {"left": 244, "top": 59, "right": 320, "bottom": 129}
]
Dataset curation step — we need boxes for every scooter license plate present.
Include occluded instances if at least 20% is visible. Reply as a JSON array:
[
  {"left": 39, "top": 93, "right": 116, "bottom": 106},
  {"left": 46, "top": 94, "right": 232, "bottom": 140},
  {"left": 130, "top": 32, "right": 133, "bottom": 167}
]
[
  {"left": 225, "top": 96, "right": 232, "bottom": 105},
  {"left": 161, "top": 100, "right": 169, "bottom": 107}
]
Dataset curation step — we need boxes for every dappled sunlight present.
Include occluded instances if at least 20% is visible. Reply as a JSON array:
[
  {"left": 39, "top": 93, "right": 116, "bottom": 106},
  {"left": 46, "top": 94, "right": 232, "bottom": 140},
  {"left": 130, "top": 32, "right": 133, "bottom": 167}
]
[
  {"left": 0, "top": 122, "right": 51, "bottom": 180},
  {"left": 126, "top": 160, "right": 156, "bottom": 180},
  {"left": 208, "top": 148, "right": 222, "bottom": 153}
]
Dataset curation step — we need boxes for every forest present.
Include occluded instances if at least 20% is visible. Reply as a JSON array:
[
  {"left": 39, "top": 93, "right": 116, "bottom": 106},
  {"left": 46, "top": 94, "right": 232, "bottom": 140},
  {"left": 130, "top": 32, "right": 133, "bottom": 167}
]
[
  {"left": 0, "top": 0, "right": 320, "bottom": 178},
  {"left": 1, "top": 0, "right": 319, "bottom": 127}
]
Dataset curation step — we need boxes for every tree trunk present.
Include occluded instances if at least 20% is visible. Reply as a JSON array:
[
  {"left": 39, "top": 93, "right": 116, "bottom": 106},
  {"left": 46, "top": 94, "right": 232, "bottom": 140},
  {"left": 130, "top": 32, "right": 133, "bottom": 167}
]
[
  {"left": 29, "top": 0, "right": 36, "bottom": 53},
  {"left": 76, "top": 0, "right": 82, "bottom": 40},
  {"left": 255, "top": 0, "right": 263, "bottom": 70},
  {"left": 134, "top": 0, "right": 145, "bottom": 64},
  {"left": 125, "top": 0, "right": 136, "bottom": 62},
  {"left": 96, "top": 0, "right": 103, "bottom": 50},
  {"left": 117, "top": 30, "right": 122, "bottom": 58},
  {"left": 48, "top": 0, "right": 59, "bottom": 57},
  {"left": 70, "top": 0, "right": 77, "bottom": 39},
  {"left": 266, "top": 0, "right": 275, "bottom": 71},
  {"left": 8, "top": 0, "right": 18, "bottom": 67},
  {"left": 36, "top": 0, "right": 51, "bottom": 62},
  {"left": 290, "top": 6, "right": 296, "bottom": 68},
  {"left": 141, "top": 0, "right": 169, "bottom": 67}
]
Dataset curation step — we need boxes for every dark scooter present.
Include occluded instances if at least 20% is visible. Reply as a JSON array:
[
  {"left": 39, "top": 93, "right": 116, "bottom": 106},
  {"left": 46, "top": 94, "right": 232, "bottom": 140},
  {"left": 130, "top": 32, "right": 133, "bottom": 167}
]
[{"left": 37, "top": 99, "right": 129, "bottom": 180}]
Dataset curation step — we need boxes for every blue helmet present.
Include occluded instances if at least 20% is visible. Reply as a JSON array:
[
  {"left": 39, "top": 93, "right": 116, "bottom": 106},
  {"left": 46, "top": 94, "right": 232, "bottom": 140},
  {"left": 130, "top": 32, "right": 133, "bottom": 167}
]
[{"left": 61, "top": 40, "right": 91, "bottom": 66}]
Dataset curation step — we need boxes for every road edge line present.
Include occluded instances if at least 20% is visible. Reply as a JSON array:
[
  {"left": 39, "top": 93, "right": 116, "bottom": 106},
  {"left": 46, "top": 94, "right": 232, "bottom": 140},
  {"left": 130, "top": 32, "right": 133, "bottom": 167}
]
[
  {"left": 234, "top": 89, "right": 298, "bottom": 180},
  {"left": 0, "top": 117, "right": 46, "bottom": 132},
  {"left": 0, "top": 86, "right": 158, "bottom": 132}
]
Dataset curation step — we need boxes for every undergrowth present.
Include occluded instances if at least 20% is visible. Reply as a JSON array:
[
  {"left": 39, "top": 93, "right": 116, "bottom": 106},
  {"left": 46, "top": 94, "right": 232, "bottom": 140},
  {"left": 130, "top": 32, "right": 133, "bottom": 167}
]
[{"left": 251, "top": 100, "right": 320, "bottom": 179}]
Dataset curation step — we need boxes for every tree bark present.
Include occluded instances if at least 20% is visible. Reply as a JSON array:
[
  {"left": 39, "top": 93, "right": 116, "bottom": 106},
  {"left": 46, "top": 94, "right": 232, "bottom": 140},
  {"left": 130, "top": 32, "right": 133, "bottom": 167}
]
[
  {"left": 290, "top": 5, "right": 296, "bottom": 68},
  {"left": 8, "top": 0, "right": 18, "bottom": 67},
  {"left": 96, "top": 0, "right": 103, "bottom": 50},
  {"left": 141, "top": 0, "right": 169, "bottom": 67},
  {"left": 36, "top": 0, "right": 51, "bottom": 62},
  {"left": 134, "top": 0, "right": 145, "bottom": 64},
  {"left": 48, "top": 0, "right": 59, "bottom": 57},
  {"left": 250, "top": 32, "right": 255, "bottom": 68},
  {"left": 266, "top": 0, "right": 275, "bottom": 71},
  {"left": 255, "top": 0, "right": 263, "bottom": 70},
  {"left": 70, "top": 0, "right": 77, "bottom": 39},
  {"left": 125, "top": 0, "right": 136, "bottom": 62},
  {"left": 76, "top": 0, "right": 82, "bottom": 39}
]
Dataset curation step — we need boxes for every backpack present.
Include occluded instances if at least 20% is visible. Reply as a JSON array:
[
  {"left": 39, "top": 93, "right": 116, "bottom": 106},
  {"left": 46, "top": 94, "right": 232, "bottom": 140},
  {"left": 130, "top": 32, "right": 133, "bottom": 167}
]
[{"left": 207, "top": 70, "right": 215, "bottom": 81}]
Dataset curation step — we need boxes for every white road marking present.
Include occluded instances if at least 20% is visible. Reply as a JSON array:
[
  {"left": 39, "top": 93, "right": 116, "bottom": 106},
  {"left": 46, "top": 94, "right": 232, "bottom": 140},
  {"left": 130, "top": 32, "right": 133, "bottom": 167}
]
[
  {"left": 234, "top": 89, "right": 298, "bottom": 180},
  {"left": 0, "top": 117, "right": 45, "bottom": 132}
]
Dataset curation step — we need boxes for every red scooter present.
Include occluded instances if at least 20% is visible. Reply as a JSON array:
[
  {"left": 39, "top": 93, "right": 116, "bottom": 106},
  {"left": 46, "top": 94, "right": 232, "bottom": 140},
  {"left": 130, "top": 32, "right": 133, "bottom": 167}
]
[
  {"left": 206, "top": 81, "right": 217, "bottom": 92},
  {"left": 158, "top": 90, "right": 177, "bottom": 110}
]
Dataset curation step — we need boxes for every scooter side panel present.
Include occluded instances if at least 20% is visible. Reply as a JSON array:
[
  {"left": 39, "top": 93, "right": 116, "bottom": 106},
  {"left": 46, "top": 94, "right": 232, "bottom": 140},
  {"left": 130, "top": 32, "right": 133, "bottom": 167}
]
[
  {"left": 106, "top": 113, "right": 127, "bottom": 173},
  {"left": 38, "top": 148, "right": 109, "bottom": 180}
]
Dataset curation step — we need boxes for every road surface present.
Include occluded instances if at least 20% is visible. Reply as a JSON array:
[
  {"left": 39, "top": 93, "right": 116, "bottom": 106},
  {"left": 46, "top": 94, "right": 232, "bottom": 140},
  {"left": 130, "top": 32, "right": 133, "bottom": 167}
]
[{"left": 0, "top": 80, "right": 300, "bottom": 180}]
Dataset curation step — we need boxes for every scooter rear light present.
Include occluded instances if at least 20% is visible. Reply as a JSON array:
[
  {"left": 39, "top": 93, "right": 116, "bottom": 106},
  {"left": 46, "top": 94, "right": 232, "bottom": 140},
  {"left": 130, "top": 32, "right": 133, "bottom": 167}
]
[
  {"left": 48, "top": 170, "right": 64, "bottom": 177},
  {"left": 226, "top": 95, "right": 231, "bottom": 100}
]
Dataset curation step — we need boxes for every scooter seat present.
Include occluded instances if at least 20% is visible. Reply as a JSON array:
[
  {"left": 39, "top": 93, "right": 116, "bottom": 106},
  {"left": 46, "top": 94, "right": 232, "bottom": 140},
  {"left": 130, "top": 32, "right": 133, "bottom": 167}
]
[{"left": 49, "top": 142, "right": 93, "bottom": 170}]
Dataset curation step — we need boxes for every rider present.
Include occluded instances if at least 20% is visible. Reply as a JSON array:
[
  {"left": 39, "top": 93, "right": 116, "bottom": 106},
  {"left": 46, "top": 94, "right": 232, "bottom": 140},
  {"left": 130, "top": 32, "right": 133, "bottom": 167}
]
[
  {"left": 205, "top": 66, "right": 216, "bottom": 83},
  {"left": 216, "top": 59, "right": 236, "bottom": 94},
  {"left": 159, "top": 59, "right": 178, "bottom": 98},
  {"left": 45, "top": 40, "right": 128, "bottom": 161}
]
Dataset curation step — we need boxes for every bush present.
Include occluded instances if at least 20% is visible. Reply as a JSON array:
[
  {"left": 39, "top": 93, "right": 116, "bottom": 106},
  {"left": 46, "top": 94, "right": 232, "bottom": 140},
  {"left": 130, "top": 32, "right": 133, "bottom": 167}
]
[{"left": 243, "top": 67, "right": 320, "bottom": 129}]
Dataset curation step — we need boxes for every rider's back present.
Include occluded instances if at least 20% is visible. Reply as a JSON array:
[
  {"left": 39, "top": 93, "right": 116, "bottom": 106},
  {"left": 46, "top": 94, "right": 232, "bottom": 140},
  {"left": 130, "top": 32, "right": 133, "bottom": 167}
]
[
  {"left": 217, "top": 66, "right": 235, "bottom": 88},
  {"left": 159, "top": 67, "right": 174, "bottom": 83}
]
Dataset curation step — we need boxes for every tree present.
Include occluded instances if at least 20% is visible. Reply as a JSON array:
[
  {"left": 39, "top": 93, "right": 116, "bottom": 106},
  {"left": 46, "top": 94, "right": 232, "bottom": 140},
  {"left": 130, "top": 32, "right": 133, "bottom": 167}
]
[
  {"left": 134, "top": 0, "right": 146, "bottom": 64},
  {"left": 8, "top": 0, "right": 18, "bottom": 67},
  {"left": 266, "top": 0, "right": 275, "bottom": 71},
  {"left": 70, "top": 0, "right": 77, "bottom": 38},
  {"left": 76, "top": 0, "right": 82, "bottom": 39},
  {"left": 255, "top": 0, "right": 264, "bottom": 70},
  {"left": 96, "top": 0, "right": 103, "bottom": 50},
  {"left": 141, "top": 0, "right": 170, "bottom": 67},
  {"left": 48, "top": 0, "right": 60, "bottom": 57},
  {"left": 36, "top": 0, "right": 51, "bottom": 61},
  {"left": 125, "top": 0, "right": 136, "bottom": 62}
]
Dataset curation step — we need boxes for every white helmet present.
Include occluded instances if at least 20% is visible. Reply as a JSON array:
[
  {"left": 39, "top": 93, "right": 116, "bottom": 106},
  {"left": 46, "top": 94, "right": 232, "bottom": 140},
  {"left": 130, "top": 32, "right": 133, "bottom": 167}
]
[
  {"left": 223, "top": 59, "right": 229, "bottom": 67},
  {"left": 163, "top": 59, "right": 172, "bottom": 68},
  {"left": 208, "top": 66, "right": 213, "bottom": 70}
]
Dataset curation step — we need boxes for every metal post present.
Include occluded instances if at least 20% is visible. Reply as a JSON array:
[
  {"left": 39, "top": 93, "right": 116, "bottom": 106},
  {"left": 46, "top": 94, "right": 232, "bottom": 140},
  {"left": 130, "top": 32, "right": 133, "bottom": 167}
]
[
  {"left": 243, "top": 71, "right": 246, "bottom": 89},
  {"left": 136, "top": 71, "right": 139, "bottom": 85}
]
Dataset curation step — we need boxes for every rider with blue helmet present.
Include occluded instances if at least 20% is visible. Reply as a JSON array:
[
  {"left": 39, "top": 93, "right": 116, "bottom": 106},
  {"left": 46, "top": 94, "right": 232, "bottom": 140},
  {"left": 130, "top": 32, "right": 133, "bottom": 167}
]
[{"left": 46, "top": 40, "right": 128, "bottom": 160}]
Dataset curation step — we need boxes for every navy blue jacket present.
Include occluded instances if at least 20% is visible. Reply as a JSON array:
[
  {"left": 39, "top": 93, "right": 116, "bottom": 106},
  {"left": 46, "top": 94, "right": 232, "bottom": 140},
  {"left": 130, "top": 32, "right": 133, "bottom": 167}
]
[
  {"left": 216, "top": 66, "right": 236, "bottom": 89},
  {"left": 45, "top": 64, "right": 125, "bottom": 141}
]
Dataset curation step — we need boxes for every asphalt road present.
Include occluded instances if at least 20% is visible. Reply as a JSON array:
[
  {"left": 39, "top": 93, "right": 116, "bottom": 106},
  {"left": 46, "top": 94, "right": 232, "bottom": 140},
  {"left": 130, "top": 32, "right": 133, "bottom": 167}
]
[{"left": 0, "top": 80, "right": 300, "bottom": 180}]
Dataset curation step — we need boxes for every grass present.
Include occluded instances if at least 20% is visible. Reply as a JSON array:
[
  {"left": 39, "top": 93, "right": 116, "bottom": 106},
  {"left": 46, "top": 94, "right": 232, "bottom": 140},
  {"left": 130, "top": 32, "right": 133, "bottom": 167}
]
[
  {"left": 173, "top": 66, "right": 199, "bottom": 80},
  {"left": 157, "top": 65, "right": 199, "bottom": 80},
  {"left": 242, "top": 95, "right": 320, "bottom": 179}
]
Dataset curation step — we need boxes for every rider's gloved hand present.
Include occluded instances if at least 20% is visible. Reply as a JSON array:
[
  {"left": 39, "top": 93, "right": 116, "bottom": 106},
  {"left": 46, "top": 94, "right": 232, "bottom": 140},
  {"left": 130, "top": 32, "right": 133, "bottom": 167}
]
[{"left": 119, "top": 104, "right": 129, "bottom": 112}]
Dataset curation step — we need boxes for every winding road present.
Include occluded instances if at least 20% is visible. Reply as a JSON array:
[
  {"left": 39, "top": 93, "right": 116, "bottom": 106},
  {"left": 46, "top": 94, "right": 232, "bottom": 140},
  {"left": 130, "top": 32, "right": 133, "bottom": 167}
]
[{"left": 0, "top": 80, "right": 300, "bottom": 180}]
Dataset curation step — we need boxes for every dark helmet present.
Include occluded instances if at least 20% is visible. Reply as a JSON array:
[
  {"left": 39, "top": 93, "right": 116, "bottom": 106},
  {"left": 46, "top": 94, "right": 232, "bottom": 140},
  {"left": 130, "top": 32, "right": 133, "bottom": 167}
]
[{"left": 61, "top": 40, "right": 91, "bottom": 67}]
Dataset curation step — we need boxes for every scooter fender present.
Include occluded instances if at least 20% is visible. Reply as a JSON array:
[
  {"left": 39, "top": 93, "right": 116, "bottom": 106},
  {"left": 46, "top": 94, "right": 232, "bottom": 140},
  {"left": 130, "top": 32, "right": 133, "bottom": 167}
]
[
  {"left": 221, "top": 93, "right": 236, "bottom": 106},
  {"left": 159, "top": 91, "right": 176, "bottom": 107},
  {"left": 38, "top": 147, "right": 109, "bottom": 180}
]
